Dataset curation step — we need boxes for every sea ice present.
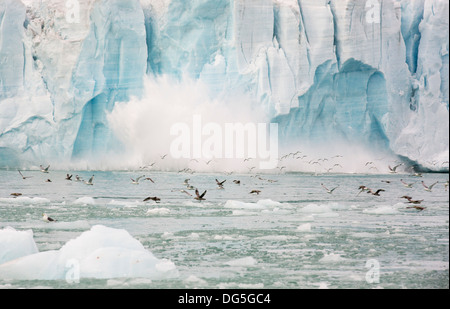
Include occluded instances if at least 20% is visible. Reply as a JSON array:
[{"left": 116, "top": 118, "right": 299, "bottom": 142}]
[{"left": 0, "top": 225, "right": 178, "bottom": 280}]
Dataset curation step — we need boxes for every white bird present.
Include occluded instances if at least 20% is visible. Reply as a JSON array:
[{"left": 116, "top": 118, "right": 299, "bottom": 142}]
[
  {"left": 367, "top": 189, "right": 385, "bottom": 196},
  {"left": 131, "top": 175, "right": 145, "bottom": 184},
  {"left": 321, "top": 183, "right": 339, "bottom": 194},
  {"left": 180, "top": 190, "right": 193, "bottom": 197},
  {"left": 84, "top": 175, "right": 94, "bottom": 185},
  {"left": 40, "top": 165, "right": 50, "bottom": 173},
  {"left": 400, "top": 179, "right": 414, "bottom": 188},
  {"left": 388, "top": 163, "right": 403, "bottom": 173},
  {"left": 422, "top": 181, "right": 438, "bottom": 192},
  {"left": 42, "top": 213, "right": 56, "bottom": 222},
  {"left": 18, "top": 170, "right": 33, "bottom": 179}
]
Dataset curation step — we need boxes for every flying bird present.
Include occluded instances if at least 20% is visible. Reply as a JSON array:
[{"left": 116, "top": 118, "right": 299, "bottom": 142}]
[
  {"left": 66, "top": 174, "right": 73, "bottom": 181},
  {"left": 143, "top": 196, "right": 160, "bottom": 202},
  {"left": 406, "top": 205, "right": 426, "bottom": 211},
  {"left": 357, "top": 185, "right": 370, "bottom": 196},
  {"left": 18, "top": 170, "right": 33, "bottom": 179},
  {"left": 321, "top": 183, "right": 339, "bottom": 194},
  {"left": 400, "top": 179, "right": 414, "bottom": 188},
  {"left": 180, "top": 190, "right": 193, "bottom": 197},
  {"left": 368, "top": 189, "right": 385, "bottom": 196},
  {"left": 131, "top": 175, "right": 145, "bottom": 184},
  {"left": 40, "top": 165, "right": 50, "bottom": 173},
  {"left": 422, "top": 181, "right": 439, "bottom": 192},
  {"left": 400, "top": 195, "right": 423, "bottom": 204},
  {"left": 84, "top": 175, "right": 94, "bottom": 185},
  {"left": 388, "top": 163, "right": 403, "bottom": 173},
  {"left": 250, "top": 190, "right": 261, "bottom": 195},
  {"left": 10, "top": 193, "right": 22, "bottom": 197},
  {"left": 139, "top": 162, "right": 156, "bottom": 169},
  {"left": 194, "top": 189, "right": 207, "bottom": 201},
  {"left": 216, "top": 179, "right": 226, "bottom": 189}
]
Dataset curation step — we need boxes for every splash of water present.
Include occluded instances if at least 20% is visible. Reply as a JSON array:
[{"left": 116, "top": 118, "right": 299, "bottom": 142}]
[{"left": 106, "top": 75, "right": 271, "bottom": 173}]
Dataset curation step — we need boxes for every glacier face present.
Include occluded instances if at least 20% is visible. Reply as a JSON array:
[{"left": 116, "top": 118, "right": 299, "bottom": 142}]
[{"left": 0, "top": 0, "right": 448, "bottom": 171}]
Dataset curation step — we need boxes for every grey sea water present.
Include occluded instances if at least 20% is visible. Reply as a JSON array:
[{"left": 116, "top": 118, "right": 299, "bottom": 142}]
[{"left": 0, "top": 170, "right": 448, "bottom": 289}]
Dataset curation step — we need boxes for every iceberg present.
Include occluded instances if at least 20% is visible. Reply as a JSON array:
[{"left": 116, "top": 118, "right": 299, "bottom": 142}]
[
  {"left": 0, "top": 0, "right": 448, "bottom": 172},
  {"left": 0, "top": 225, "right": 178, "bottom": 280},
  {"left": 0, "top": 227, "right": 38, "bottom": 265}
]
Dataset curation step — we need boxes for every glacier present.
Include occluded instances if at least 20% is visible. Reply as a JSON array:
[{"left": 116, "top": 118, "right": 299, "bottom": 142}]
[{"left": 0, "top": 0, "right": 448, "bottom": 172}]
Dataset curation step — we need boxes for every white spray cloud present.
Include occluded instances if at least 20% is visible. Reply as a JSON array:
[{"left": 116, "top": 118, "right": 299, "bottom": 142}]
[{"left": 107, "top": 75, "right": 272, "bottom": 172}]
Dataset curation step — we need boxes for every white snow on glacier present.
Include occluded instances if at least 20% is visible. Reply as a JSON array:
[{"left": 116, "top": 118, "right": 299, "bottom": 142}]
[{"left": 0, "top": 0, "right": 448, "bottom": 172}]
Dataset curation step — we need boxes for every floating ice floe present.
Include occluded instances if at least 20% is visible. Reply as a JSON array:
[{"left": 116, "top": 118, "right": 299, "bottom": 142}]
[
  {"left": 107, "top": 199, "right": 144, "bottom": 208},
  {"left": 225, "top": 256, "right": 258, "bottom": 267},
  {"left": 73, "top": 196, "right": 96, "bottom": 206},
  {"left": 224, "top": 199, "right": 283, "bottom": 210},
  {"left": 0, "top": 196, "right": 51, "bottom": 205},
  {"left": 319, "top": 252, "right": 347, "bottom": 263},
  {"left": 363, "top": 205, "right": 401, "bottom": 215},
  {"left": 0, "top": 225, "right": 178, "bottom": 280},
  {"left": 297, "top": 223, "right": 312, "bottom": 232},
  {"left": 146, "top": 208, "right": 171, "bottom": 215},
  {"left": 0, "top": 227, "right": 38, "bottom": 265}
]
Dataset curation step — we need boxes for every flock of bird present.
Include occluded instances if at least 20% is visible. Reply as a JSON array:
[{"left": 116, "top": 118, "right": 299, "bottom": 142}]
[
  {"left": 136, "top": 150, "right": 449, "bottom": 177},
  {"left": 6, "top": 156, "right": 449, "bottom": 222}
]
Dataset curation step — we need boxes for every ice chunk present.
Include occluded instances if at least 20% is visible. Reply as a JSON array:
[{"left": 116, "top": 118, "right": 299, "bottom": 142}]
[
  {"left": 0, "top": 225, "right": 178, "bottom": 280},
  {"left": 0, "top": 227, "right": 38, "bottom": 265},
  {"left": 225, "top": 256, "right": 257, "bottom": 267},
  {"left": 73, "top": 196, "right": 96, "bottom": 205},
  {"left": 224, "top": 199, "right": 283, "bottom": 210},
  {"left": 297, "top": 223, "right": 312, "bottom": 232}
]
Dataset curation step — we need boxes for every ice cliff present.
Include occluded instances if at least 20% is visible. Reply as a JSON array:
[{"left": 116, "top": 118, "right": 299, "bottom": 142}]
[{"left": 0, "top": 0, "right": 448, "bottom": 171}]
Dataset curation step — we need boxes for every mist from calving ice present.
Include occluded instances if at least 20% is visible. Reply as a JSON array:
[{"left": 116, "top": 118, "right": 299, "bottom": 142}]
[
  {"left": 106, "top": 75, "right": 272, "bottom": 173},
  {"left": 106, "top": 75, "right": 403, "bottom": 175}
]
